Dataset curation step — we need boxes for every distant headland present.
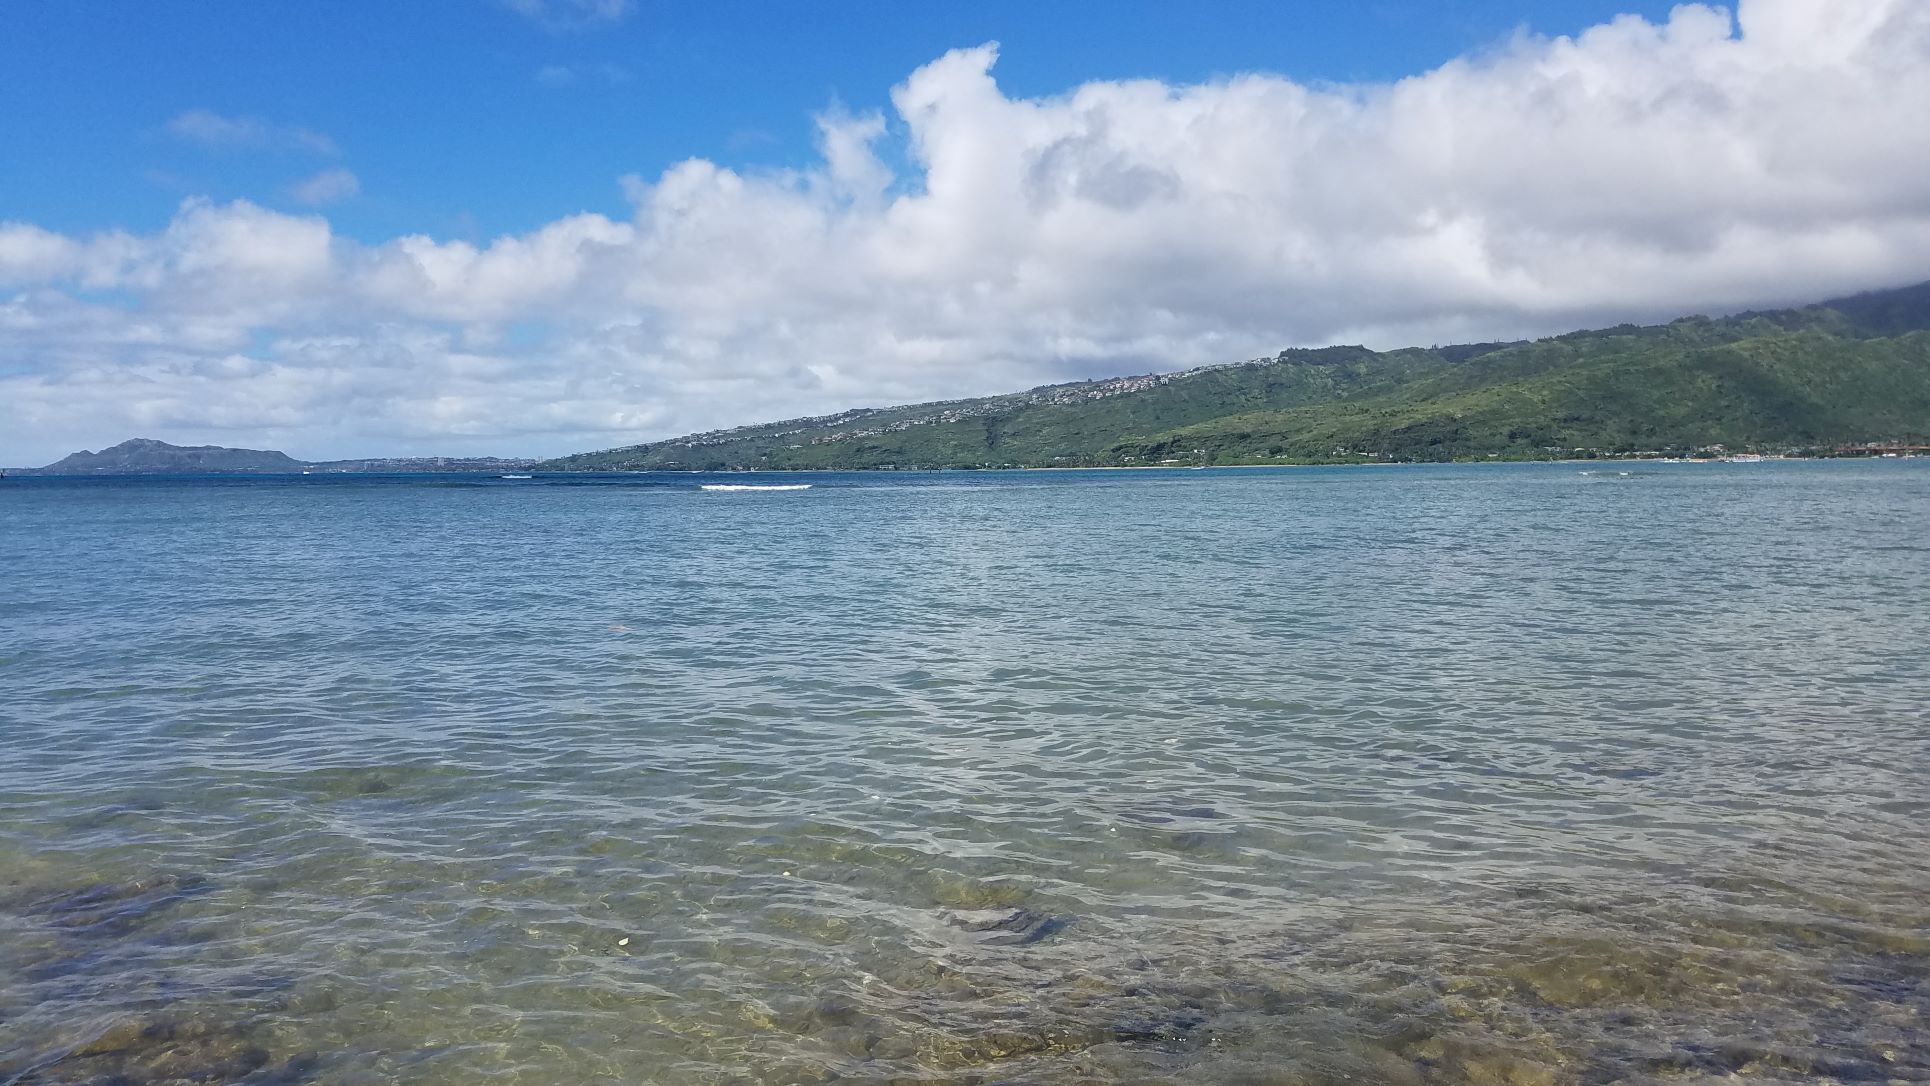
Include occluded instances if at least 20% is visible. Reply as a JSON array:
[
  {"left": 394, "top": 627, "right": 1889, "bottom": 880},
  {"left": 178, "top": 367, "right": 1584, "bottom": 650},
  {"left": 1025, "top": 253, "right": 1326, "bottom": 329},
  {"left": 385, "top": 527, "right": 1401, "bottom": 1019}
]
[{"left": 8, "top": 438, "right": 537, "bottom": 477}]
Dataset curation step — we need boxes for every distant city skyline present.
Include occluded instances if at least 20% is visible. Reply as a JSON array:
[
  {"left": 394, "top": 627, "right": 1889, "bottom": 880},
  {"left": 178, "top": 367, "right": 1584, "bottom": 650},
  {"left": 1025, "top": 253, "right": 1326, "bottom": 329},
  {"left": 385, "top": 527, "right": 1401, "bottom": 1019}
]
[{"left": 5, "top": 0, "right": 1928, "bottom": 462}]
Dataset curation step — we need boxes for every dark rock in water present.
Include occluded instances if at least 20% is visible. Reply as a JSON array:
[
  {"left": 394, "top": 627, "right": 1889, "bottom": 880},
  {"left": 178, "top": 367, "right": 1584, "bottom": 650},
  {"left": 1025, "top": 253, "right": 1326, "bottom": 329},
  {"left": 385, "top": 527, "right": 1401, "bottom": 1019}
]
[
  {"left": 21, "top": 874, "right": 210, "bottom": 940},
  {"left": 69, "top": 1017, "right": 158, "bottom": 1058},
  {"left": 1109, "top": 1008, "right": 1210, "bottom": 1050},
  {"left": 26, "top": 1015, "right": 285, "bottom": 1085},
  {"left": 924, "top": 1020, "right": 1119, "bottom": 1066},
  {"left": 945, "top": 907, "right": 1071, "bottom": 946},
  {"left": 1166, "top": 806, "right": 1228, "bottom": 820},
  {"left": 1121, "top": 803, "right": 1230, "bottom": 826},
  {"left": 804, "top": 994, "right": 864, "bottom": 1029}
]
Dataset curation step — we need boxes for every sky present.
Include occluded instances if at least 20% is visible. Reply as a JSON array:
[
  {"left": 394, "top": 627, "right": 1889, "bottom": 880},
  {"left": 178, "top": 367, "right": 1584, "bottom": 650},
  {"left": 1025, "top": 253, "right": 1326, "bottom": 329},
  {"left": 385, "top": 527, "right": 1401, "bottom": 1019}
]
[{"left": 3, "top": 0, "right": 1929, "bottom": 463}]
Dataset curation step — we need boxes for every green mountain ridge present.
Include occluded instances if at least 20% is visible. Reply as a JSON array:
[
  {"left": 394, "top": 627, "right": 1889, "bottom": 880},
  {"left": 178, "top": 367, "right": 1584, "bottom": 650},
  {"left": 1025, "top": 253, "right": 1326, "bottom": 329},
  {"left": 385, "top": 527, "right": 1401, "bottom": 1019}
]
[{"left": 539, "top": 282, "right": 1930, "bottom": 470}]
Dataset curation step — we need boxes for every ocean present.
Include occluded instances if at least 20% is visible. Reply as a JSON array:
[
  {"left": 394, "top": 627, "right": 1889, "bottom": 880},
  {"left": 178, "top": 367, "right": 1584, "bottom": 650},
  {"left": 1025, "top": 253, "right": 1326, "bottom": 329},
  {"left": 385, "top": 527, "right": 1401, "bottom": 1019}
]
[{"left": 2, "top": 462, "right": 1927, "bottom": 1084}]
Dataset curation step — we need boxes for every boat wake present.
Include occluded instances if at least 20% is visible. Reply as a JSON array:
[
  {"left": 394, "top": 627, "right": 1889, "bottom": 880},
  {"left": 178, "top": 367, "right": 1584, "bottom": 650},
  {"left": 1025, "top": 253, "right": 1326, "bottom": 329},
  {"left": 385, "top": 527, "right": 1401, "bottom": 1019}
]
[{"left": 700, "top": 483, "right": 813, "bottom": 492}]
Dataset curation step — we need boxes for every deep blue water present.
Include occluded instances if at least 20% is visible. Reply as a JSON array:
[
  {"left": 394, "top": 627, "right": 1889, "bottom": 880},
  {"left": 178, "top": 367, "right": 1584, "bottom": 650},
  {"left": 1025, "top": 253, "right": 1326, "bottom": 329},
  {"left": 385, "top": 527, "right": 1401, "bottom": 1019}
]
[{"left": 2, "top": 462, "right": 1928, "bottom": 1084}]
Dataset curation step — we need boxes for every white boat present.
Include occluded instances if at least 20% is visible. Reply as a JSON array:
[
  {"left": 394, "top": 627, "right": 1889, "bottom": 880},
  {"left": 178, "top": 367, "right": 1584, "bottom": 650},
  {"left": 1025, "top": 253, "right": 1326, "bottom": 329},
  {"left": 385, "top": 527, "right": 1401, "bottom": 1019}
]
[
  {"left": 500, "top": 474, "right": 533, "bottom": 479},
  {"left": 700, "top": 483, "right": 812, "bottom": 492}
]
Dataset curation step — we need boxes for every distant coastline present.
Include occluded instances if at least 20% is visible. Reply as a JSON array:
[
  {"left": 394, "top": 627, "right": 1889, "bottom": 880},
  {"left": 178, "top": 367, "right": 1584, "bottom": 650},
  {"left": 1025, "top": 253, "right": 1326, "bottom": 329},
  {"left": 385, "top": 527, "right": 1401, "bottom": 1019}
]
[
  {"left": 10, "top": 438, "right": 539, "bottom": 477},
  {"left": 534, "top": 281, "right": 1930, "bottom": 474},
  {"left": 15, "top": 282, "right": 1929, "bottom": 478},
  {"left": 13, "top": 453, "right": 1926, "bottom": 482}
]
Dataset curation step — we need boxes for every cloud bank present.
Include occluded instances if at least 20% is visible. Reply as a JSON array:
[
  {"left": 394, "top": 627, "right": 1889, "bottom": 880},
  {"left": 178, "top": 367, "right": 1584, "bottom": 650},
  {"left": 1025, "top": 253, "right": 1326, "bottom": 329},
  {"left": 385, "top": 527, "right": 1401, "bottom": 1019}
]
[{"left": 6, "top": 0, "right": 1930, "bottom": 462}]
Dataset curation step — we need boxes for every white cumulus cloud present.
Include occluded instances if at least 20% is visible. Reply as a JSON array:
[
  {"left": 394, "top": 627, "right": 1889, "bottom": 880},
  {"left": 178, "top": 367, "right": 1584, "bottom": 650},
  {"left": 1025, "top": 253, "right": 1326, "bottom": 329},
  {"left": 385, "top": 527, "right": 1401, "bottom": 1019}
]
[{"left": 6, "top": 0, "right": 1930, "bottom": 465}]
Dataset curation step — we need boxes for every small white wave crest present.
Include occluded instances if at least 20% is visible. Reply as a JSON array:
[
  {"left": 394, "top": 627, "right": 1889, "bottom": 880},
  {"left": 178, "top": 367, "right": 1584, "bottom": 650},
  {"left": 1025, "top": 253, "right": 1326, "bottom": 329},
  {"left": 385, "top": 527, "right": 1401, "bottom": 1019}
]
[{"left": 699, "top": 483, "right": 813, "bottom": 492}]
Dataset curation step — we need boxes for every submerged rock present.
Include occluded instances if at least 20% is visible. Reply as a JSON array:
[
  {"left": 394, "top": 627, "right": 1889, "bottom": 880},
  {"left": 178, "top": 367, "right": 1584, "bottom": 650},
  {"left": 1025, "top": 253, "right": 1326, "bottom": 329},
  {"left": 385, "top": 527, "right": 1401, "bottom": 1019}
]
[
  {"left": 19, "top": 1014, "right": 290, "bottom": 1085},
  {"left": 1120, "top": 801, "right": 1232, "bottom": 826},
  {"left": 1504, "top": 936, "right": 1727, "bottom": 1009},
  {"left": 18, "top": 873, "right": 210, "bottom": 940},
  {"left": 945, "top": 907, "right": 1072, "bottom": 946}
]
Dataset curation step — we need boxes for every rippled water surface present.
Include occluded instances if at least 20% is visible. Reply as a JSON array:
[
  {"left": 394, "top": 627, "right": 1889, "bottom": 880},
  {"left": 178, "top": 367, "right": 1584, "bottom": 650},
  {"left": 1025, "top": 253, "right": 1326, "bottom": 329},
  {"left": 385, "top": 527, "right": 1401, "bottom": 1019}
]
[{"left": 3, "top": 463, "right": 1927, "bottom": 1085}]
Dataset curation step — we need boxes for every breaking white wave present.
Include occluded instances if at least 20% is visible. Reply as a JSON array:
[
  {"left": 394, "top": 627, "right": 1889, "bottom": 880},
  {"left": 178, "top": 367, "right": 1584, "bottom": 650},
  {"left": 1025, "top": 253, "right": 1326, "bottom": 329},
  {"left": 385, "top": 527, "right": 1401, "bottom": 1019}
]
[{"left": 699, "top": 483, "right": 813, "bottom": 492}]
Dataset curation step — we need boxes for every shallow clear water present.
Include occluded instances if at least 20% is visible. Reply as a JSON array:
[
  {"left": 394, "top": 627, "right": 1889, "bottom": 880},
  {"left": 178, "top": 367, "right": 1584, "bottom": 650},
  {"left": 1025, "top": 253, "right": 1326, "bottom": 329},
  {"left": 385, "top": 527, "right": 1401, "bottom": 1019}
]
[{"left": 2, "top": 463, "right": 1927, "bottom": 1085}]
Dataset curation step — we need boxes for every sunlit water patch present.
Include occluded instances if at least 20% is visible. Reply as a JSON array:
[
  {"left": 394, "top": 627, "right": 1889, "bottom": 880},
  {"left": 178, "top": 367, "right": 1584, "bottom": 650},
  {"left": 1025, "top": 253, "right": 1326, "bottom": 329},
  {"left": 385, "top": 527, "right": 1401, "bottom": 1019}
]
[{"left": 2, "top": 463, "right": 1926, "bottom": 1084}]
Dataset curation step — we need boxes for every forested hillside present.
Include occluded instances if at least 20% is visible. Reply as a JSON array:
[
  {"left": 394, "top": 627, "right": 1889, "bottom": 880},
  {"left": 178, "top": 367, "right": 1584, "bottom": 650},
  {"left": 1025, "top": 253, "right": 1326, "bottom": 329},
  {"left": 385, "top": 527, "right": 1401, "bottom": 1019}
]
[{"left": 539, "top": 283, "right": 1930, "bottom": 469}]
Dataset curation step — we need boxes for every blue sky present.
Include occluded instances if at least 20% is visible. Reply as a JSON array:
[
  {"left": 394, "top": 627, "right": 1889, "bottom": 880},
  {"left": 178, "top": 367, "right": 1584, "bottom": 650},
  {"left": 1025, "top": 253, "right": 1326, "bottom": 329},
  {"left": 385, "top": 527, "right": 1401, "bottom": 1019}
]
[
  {"left": 5, "top": 1, "right": 1678, "bottom": 243},
  {"left": 3, "top": 0, "right": 1927, "bottom": 463}
]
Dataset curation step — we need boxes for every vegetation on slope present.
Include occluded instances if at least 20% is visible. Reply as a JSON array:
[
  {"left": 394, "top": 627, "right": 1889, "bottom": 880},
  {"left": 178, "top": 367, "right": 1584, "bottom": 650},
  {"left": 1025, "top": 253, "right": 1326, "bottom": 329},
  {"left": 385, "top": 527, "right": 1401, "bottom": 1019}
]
[
  {"left": 1124, "top": 330, "right": 1930, "bottom": 463},
  {"left": 538, "top": 283, "right": 1930, "bottom": 471}
]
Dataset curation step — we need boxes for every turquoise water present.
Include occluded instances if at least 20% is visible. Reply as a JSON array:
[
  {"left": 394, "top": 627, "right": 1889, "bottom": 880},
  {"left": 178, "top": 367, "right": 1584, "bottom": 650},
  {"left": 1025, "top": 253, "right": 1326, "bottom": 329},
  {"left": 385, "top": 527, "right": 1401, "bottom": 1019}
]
[{"left": 2, "top": 463, "right": 1927, "bottom": 1085}]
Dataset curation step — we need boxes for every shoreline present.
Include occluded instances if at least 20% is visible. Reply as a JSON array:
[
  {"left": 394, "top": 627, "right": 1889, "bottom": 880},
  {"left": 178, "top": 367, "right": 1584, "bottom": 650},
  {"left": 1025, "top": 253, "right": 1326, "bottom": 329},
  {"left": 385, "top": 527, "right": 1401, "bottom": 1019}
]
[{"left": 16, "top": 455, "right": 1928, "bottom": 481}]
